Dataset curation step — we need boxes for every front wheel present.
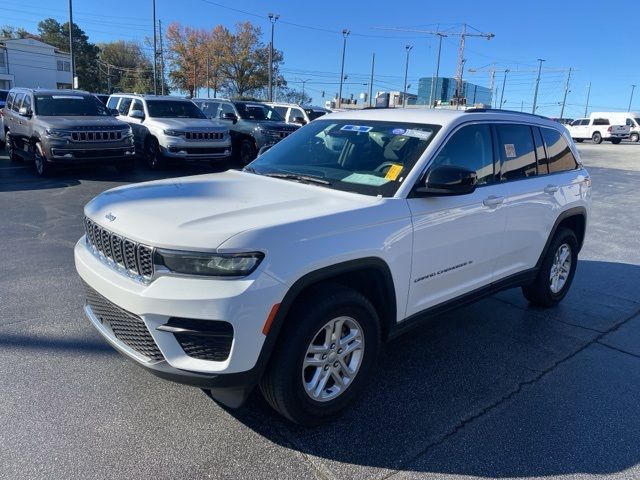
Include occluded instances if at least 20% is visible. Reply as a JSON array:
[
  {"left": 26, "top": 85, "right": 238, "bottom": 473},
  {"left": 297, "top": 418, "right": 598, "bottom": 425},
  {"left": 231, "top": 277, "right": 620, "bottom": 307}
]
[
  {"left": 592, "top": 132, "right": 603, "bottom": 144},
  {"left": 259, "top": 284, "right": 380, "bottom": 425},
  {"left": 33, "top": 142, "right": 53, "bottom": 177},
  {"left": 630, "top": 132, "right": 639, "bottom": 143},
  {"left": 611, "top": 138, "right": 622, "bottom": 144},
  {"left": 239, "top": 139, "right": 256, "bottom": 165},
  {"left": 574, "top": 138, "right": 584, "bottom": 143},
  {"left": 145, "top": 137, "right": 163, "bottom": 169},
  {"left": 522, "top": 228, "right": 578, "bottom": 307}
]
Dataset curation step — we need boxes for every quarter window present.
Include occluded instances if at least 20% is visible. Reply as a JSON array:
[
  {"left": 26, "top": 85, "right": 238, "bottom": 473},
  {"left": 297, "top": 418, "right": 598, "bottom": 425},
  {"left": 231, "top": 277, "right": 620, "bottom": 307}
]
[
  {"left": 431, "top": 124, "right": 495, "bottom": 185},
  {"left": 117, "top": 97, "right": 133, "bottom": 115},
  {"left": 541, "top": 128, "right": 578, "bottom": 173},
  {"left": 532, "top": 127, "right": 549, "bottom": 175},
  {"left": 496, "top": 124, "right": 537, "bottom": 180}
]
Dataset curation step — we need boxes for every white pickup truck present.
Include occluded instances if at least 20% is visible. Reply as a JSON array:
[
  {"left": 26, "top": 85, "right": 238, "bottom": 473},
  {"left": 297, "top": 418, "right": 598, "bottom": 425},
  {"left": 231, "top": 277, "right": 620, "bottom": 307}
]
[{"left": 567, "top": 115, "right": 630, "bottom": 144}]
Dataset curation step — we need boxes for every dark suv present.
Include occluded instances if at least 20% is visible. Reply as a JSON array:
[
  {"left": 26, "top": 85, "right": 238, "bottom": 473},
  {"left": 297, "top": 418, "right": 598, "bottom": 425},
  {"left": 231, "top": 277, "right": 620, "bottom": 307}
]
[
  {"left": 192, "top": 99, "right": 299, "bottom": 164},
  {"left": 3, "top": 88, "right": 135, "bottom": 176}
]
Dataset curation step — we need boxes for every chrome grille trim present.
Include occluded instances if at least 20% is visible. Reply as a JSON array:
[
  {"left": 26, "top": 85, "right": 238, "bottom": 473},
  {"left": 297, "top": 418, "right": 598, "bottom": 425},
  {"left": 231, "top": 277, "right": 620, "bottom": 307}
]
[
  {"left": 184, "top": 131, "right": 225, "bottom": 141},
  {"left": 84, "top": 216, "right": 154, "bottom": 282},
  {"left": 71, "top": 129, "right": 125, "bottom": 142}
]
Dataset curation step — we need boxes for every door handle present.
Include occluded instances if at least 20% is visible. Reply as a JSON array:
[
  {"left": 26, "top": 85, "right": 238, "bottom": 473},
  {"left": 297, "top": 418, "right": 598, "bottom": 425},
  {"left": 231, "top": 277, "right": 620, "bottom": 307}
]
[
  {"left": 483, "top": 195, "right": 505, "bottom": 207},
  {"left": 544, "top": 185, "right": 559, "bottom": 194}
]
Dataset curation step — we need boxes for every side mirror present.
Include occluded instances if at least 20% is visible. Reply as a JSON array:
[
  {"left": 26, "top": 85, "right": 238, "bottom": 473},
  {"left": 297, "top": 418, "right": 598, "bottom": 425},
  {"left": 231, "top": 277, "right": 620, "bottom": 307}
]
[
  {"left": 221, "top": 112, "right": 238, "bottom": 124},
  {"left": 416, "top": 165, "right": 477, "bottom": 196},
  {"left": 130, "top": 109, "right": 145, "bottom": 120},
  {"left": 292, "top": 116, "right": 306, "bottom": 125},
  {"left": 18, "top": 106, "right": 31, "bottom": 117},
  {"left": 110, "top": 108, "right": 119, "bottom": 116}
]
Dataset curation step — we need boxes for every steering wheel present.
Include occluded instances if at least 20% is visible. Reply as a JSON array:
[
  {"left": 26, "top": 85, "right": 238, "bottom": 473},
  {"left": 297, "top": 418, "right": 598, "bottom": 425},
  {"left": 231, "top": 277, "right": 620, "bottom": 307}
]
[{"left": 373, "top": 161, "right": 402, "bottom": 175}]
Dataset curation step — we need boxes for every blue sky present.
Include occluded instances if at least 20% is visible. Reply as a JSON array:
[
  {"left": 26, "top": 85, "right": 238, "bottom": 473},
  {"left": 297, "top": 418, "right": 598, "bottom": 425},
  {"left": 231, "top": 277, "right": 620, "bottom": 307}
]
[{"left": 2, "top": 0, "right": 638, "bottom": 117}]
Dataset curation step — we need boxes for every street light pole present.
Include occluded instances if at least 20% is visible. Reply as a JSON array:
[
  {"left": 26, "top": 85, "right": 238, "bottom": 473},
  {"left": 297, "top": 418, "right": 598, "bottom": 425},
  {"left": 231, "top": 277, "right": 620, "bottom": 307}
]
[
  {"left": 584, "top": 82, "right": 591, "bottom": 117},
  {"left": 368, "top": 52, "right": 375, "bottom": 107},
  {"left": 499, "top": 69, "right": 509, "bottom": 109},
  {"left": 403, "top": 45, "right": 413, "bottom": 108},
  {"left": 268, "top": 13, "right": 279, "bottom": 102},
  {"left": 628, "top": 84, "right": 636, "bottom": 112},
  {"left": 559, "top": 67, "right": 572, "bottom": 120},
  {"left": 532, "top": 58, "right": 545, "bottom": 114},
  {"left": 338, "top": 29, "right": 350, "bottom": 108},
  {"left": 152, "top": 0, "right": 157, "bottom": 94},
  {"left": 68, "top": 0, "right": 75, "bottom": 89},
  {"left": 429, "top": 33, "right": 446, "bottom": 108}
]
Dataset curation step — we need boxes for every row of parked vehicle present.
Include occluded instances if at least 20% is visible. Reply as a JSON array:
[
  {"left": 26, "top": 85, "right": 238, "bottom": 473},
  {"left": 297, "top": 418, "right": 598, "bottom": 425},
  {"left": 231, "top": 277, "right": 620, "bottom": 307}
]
[
  {"left": 565, "top": 112, "right": 640, "bottom": 144},
  {"left": 0, "top": 86, "right": 331, "bottom": 176}
]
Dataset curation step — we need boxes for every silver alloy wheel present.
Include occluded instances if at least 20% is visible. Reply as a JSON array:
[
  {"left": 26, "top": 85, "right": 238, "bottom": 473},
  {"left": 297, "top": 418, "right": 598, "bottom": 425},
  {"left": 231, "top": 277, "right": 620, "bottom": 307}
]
[
  {"left": 302, "top": 316, "right": 365, "bottom": 402},
  {"left": 34, "top": 143, "right": 45, "bottom": 175},
  {"left": 549, "top": 243, "right": 572, "bottom": 294}
]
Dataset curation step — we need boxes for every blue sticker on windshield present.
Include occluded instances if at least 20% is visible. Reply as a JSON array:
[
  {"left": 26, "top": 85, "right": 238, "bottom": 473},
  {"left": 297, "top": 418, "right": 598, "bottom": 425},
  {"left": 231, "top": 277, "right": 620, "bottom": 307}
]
[
  {"left": 340, "top": 124, "right": 373, "bottom": 133},
  {"left": 392, "top": 128, "right": 406, "bottom": 135}
]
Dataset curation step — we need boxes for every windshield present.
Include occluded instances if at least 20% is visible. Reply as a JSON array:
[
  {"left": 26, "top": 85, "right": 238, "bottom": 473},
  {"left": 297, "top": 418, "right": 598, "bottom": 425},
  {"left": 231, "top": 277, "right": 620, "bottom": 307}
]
[
  {"left": 146, "top": 100, "right": 206, "bottom": 119},
  {"left": 34, "top": 94, "right": 110, "bottom": 116},
  {"left": 248, "top": 120, "right": 440, "bottom": 197},
  {"left": 235, "top": 102, "right": 283, "bottom": 121},
  {"left": 305, "top": 109, "right": 327, "bottom": 121}
]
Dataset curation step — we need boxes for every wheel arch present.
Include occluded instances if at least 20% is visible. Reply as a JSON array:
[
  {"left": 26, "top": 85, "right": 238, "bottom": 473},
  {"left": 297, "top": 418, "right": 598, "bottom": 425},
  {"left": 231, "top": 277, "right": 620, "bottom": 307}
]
[{"left": 535, "top": 207, "right": 587, "bottom": 269}]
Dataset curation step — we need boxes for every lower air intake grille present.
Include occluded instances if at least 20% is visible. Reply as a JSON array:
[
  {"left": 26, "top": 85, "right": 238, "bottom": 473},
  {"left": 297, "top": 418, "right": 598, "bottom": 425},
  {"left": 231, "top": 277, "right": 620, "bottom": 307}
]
[
  {"left": 167, "top": 318, "right": 233, "bottom": 362},
  {"left": 84, "top": 284, "right": 164, "bottom": 362}
]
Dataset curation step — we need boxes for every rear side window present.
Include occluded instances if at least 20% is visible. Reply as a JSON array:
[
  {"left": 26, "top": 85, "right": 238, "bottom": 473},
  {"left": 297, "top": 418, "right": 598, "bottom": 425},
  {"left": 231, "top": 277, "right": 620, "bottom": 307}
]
[
  {"left": 532, "top": 127, "right": 549, "bottom": 175},
  {"left": 592, "top": 118, "right": 609, "bottom": 126},
  {"left": 107, "top": 97, "right": 119, "bottom": 109},
  {"left": 496, "top": 124, "right": 537, "bottom": 181},
  {"left": 541, "top": 128, "right": 578, "bottom": 173},
  {"left": 117, "top": 97, "right": 133, "bottom": 115},
  {"left": 432, "top": 124, "right": 495, "bottom": 185}
]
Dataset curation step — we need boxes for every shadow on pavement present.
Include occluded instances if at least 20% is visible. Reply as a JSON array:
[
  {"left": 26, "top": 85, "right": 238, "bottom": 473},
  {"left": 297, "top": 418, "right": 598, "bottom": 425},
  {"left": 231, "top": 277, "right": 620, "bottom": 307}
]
[{"left": 226, "top": 260, "right": 640, "bottom": 478}]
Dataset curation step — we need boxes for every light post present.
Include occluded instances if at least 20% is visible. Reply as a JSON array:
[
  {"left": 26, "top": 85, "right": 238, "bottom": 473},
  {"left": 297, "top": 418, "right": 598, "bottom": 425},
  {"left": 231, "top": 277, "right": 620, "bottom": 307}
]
[
  {"left": 584, "top": 82, "right": 591, "bottom": 117},
  {"left": 628, "top": 84, "right": 636, "bottom": 112},
  {"left": 532, "top": 58, "right": 545, "bottom": 114},
  {"left": 152, "top": 0, "right": 157, "bottom": 94},
  {"left": 499, "top": 69, "right": 509, "bottom": 109},
  {"left": 268, "top": 13, "right": 279, "bottom": 102},
  {"left": 403, "top": 45, "right": 413, "bottom": 108},
  {"left": 68, "top": 0, "right": 75, "bottom": 89},
  {"left": 429, "top": 33, "right": 446, "bottom": 107},
  {"left": 338, "top": 29, "right": 350, "bottom": 108}
]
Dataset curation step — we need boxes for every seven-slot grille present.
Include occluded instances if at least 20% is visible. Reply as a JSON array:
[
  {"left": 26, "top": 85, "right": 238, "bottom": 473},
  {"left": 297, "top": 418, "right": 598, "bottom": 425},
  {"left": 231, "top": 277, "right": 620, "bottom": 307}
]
[
  {"left": 84, "top": 283, "right": 164, "bottom": 362},
  {"left": 264, "top": 128, "right": 296, "bottom": 143},
  {"left": 71, "top": 128, "right": 125, "bottom": 142},
  {"left": 84, "top": 216, "right": 154, "bottom": 279},
  {"left": 184, "top": 131, "right": 225, "bottom": 141}
]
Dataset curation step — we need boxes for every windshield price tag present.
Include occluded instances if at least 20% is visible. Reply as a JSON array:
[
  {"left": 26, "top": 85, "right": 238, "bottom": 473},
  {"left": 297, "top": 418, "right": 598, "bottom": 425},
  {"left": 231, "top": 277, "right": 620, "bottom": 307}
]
[
  {"left": 384, "top": 164, "right": 404, "bottom": 181},
  {"left": 340, "top": 125, "right": 373, "bottom": 133}
]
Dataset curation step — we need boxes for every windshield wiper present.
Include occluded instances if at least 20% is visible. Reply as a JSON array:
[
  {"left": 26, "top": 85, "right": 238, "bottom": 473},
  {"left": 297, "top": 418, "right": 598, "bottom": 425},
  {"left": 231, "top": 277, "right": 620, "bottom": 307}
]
[{"left": 264, "top": 173, "right": 331, "bottom": 185}]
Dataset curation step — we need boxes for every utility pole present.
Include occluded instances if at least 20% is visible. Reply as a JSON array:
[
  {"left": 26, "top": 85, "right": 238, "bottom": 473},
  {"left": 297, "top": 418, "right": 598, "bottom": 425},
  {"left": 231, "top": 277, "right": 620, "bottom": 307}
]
[
  {"left": 429, "top": 33, "right": 446, "bottom": 108},
  {"left": 532, "top": 58, "right": 545, "bottom": 113},
  {"left": 559, "top": 67, "right": 572, "bottom": 119},
  {"left": 301, "top": 79, "right": 309, "bottom": 101},
  {"left": 158, "top": 20, "right": 165, "bottom": 95},
  {"left": 152, "top": 0, "right": 157, "bottom": 94},
  {"left": 338, "top": 29, "right": 350, "bottom": 108},
  {"left": 193, "top": 63, "right": 197, "bottom": 98},
  {"left": 499, "top": 69, "right": 509, "bottom": 109},
  {"left": 403, "top": 45, "right": 413, "bottom": 108},
  {"left": 107, "top": 64, "right": 111, "bottom": 94},
  {"left": 584, "top": 82, "right": 591, "bottom": 117},
  {"left": 68, "top": 0, "right": 75, "bottom": 89},
  {"left": 368, "top": 52, "right": 375, "bottom": 107},
  {"left": 268, "top": 13, "right": 279, "bottom": 102},
  {"left": 206, "top": 55, "right": 210, "bottom": 98},
  {"left": 628, "top": 84, "right": 636, "bottom": 112}
]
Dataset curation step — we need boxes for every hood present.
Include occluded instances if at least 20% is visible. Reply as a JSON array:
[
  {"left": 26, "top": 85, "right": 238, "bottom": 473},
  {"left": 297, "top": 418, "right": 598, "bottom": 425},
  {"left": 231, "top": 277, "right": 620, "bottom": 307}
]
[
  {"left": 38, "top": 116, "right": 128, "bottom": 128},
  {"left": 84, "top": 170, "right": 377, "bottom": 251},
  {"left": 148, "top": 117, "right": 226, "bottom": 130}
]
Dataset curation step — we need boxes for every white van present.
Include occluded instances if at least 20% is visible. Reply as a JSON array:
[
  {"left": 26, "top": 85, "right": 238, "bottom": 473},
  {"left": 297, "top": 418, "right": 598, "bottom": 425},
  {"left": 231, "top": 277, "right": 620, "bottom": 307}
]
[{"left": 591, "top": 111, "right": 640, "bottom": 142}]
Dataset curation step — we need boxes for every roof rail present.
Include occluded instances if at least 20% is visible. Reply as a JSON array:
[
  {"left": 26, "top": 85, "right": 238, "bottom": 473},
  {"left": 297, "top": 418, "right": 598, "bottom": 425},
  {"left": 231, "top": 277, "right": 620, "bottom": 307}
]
[{"left": 464, "top": 108, "right": 548, "bottom": 120}]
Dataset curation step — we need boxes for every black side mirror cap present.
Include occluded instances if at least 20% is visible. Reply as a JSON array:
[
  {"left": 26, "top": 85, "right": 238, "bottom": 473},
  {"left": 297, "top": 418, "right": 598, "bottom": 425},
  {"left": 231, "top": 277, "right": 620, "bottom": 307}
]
[
  {"left": 221, "top": 112, "right": 238, "bottom": 124},
  {"left": 416, "top": 165, "right": 478, "bottom": 196}
]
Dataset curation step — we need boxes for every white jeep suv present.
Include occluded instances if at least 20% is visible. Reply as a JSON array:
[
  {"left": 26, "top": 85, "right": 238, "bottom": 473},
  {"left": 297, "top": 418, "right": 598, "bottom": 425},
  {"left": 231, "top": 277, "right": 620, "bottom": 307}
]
[
  {"left": 107, "top": 94, "right": 232, "bottom": 168},
  {"left": 75, "top": 108, "right": 591, "bottom": 425}
]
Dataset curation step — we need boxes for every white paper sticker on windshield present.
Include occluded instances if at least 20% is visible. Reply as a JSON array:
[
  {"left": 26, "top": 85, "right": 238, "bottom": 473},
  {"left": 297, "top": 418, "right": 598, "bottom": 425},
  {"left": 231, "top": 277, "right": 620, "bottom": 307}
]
[
  {"left": 52, "top": 96, "right": 84, "bottom": 100},
  {"left": 504, "top": 143, "right": 517, "bottom": 158},
  {"left": 340, "top": 124, "right": 373, "bottom": 133},
  {"left": 342, "top": 173, "right": 390, "bottom": 186},
  {"left": 403, "top": 129, "right": 433, "bottom": 140}
]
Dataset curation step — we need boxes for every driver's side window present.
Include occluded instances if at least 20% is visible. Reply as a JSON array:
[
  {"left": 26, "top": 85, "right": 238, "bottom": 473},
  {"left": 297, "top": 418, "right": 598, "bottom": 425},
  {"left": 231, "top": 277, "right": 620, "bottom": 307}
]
[
  {"left": 431, "top": 124, "right": 495, "bottom": 185},
  {"left": 219, "top": 103, "right": 235, "bottom": 118}
]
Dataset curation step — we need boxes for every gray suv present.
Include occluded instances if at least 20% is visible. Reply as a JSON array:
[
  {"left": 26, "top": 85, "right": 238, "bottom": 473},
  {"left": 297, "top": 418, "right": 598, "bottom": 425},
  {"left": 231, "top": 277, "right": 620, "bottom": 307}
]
[
  {"left": 3, "top": 88, "right": 135, "bottom": 176},
  {"left": 192, "top": 99, "right": 299, "bottom": 164}
]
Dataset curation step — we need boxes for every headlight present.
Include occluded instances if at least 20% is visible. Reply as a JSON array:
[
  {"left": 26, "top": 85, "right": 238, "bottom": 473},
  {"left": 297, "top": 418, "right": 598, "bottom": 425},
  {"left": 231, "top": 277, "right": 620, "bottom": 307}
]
[
  {"left": 45, "top": 128, "right": 71, "bottom": 139},
  {"left": 154, "top": 250, "right": 264, "bottom": 277},
  {"left": 164, "top": 129, "right": 184, "bottom": 137},
  {"left": 124, "top": 126, "right": 133, "bottom": 137}
]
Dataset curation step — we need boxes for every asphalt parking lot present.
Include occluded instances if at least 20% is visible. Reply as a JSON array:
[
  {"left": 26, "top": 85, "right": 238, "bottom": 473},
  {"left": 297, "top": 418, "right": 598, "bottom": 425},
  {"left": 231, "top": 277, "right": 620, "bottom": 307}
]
[{"left": 1, "top": 143, "right": 639, "bottom": 480}]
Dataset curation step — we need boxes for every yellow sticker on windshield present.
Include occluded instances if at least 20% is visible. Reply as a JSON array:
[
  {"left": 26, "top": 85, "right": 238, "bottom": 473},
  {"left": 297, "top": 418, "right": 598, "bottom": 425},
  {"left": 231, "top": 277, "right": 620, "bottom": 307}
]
[{"left": 385, "top": 164, "right": 403, "bottom": 181}]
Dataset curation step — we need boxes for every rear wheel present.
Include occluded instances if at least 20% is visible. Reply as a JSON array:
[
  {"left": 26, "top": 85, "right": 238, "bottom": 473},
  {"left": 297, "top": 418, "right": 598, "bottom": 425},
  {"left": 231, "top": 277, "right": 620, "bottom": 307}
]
[
  {"left": 522, "top": 228, "right": 578, "bottom": 307},
  {"left": 611, "top": 138, "right": 622, "bottom": 144},
  {"left": 33, "top": 141, "right": 53, "bottom": 177},
  {"left": 260, "top": 284, "right": 380, "bottom": 425},
  {"left": 591, "top": 132, "right": 603, "bottom": 144},
  {"left": 145, "top": 137, "right": 163, "bottom": 169},
  {"left": 574, "top": 138, "right": 584, "bottom": 143}
]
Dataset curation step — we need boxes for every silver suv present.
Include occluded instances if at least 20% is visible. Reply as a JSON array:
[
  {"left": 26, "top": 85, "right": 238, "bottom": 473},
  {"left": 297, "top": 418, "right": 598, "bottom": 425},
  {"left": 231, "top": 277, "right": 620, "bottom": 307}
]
[
  {"left": 3, "top": 88, "right": 135, "bottom": 176},
  {"left": 108, "top": 94, "right": 231, "bottom": 169}
]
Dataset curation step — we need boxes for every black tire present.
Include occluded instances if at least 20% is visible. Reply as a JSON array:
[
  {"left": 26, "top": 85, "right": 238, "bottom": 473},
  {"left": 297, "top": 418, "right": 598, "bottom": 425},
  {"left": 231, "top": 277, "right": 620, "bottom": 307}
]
[
  {"left": 115, "top": 160, "right": 135, "bottom": 173},
  {"left": 610, "top": 138, "right": 622, "bottom": 144},
  {"left": 574, "top": 138, "right": 584, "bottom": 143},
  {"left": 592, "top": 132, "right": 603, "bottom": 144},
  {"left": 5, "top": 132, "right": 19, "bottom": 161},
  {"left": 259, "top": 283, "right": 381, "bottom": 426},
  {"left": 144, "top": 137, "right": 163, "bottom": 169},
  {"left": 630, "top": 132, "right": 639, "bottom": 143},
  {"left": 522, "top": 228, "right": 578, "bottom": 307},
  {"left": 33, "top": 141, "right": 53, "bottom": 177},
  {"left": 239, "top": 138, "right": 256, "bottom": 165}
]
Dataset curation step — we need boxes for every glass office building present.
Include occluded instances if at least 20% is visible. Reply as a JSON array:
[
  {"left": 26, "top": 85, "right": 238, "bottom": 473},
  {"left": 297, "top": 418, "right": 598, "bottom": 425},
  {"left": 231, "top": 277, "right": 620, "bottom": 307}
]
[{"left": 417, "top": 77, "right": 493, "bottom": 107}]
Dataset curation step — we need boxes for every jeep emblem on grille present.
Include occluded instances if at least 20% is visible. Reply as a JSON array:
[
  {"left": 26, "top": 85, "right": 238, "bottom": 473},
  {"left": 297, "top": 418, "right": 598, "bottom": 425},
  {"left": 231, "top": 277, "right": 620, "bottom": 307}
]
[{"left": 105, "top": 212, "right": 116, "bottom": 222}]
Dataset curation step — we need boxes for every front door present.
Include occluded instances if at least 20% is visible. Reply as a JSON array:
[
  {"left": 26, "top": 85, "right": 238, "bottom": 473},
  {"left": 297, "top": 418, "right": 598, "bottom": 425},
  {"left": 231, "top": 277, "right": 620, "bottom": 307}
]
[{"left": 405, "top": 123, "right": 508, "bottom": 316}]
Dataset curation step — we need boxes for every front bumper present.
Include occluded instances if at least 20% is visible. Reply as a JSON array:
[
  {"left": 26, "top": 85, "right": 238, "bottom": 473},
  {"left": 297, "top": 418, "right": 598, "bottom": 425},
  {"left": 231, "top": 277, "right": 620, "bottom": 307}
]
[
  {"left": 44, "top": 137, "right": 135, "bottom": 163},
  {"left": 74, "top": 238, "right": 286, "bottom": 404},
  {"left": 159, "top": 139, "right": 232, "bottom": 160}
]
